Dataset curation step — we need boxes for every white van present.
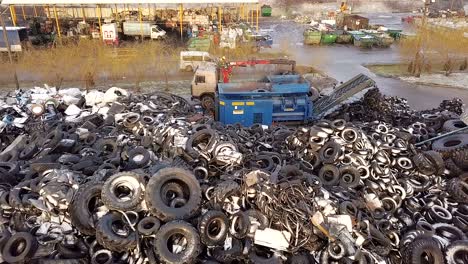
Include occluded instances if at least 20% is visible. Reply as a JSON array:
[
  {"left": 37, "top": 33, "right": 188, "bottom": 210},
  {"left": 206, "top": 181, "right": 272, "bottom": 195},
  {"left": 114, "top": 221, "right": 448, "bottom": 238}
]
[{"left": 180, "top": 51, "right": 216, "bottom": 72}]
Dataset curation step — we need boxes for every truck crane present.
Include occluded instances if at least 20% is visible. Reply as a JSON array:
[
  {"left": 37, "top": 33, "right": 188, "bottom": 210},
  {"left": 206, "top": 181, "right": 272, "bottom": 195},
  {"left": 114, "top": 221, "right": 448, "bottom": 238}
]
[{"left": 191, "top": 58, "right": 375, "bottom": 126}]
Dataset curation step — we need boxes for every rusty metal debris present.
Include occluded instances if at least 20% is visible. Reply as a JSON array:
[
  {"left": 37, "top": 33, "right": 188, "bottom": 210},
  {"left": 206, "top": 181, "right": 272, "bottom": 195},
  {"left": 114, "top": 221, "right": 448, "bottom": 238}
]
[{"left": 0, "top": 86, "right": 466, "bottom": 263}]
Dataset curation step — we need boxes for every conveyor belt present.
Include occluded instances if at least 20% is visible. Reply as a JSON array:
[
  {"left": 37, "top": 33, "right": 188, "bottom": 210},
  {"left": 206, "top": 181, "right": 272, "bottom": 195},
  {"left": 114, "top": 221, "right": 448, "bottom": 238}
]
[{"left": 313, "top": 74, "right": 376, "bottom": 118}]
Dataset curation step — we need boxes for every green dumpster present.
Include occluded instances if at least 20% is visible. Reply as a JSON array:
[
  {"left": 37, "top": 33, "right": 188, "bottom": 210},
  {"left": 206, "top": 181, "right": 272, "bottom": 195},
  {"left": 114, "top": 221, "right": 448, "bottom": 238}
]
[
  {"left": 321, "top": 33, "right": 338, "bottom": 45},
  {"left": 261, "top": 5, "right": 272, "bottom": 17},
  {"left": 304, "top": 29, "right": 321, "bottom": 45}
]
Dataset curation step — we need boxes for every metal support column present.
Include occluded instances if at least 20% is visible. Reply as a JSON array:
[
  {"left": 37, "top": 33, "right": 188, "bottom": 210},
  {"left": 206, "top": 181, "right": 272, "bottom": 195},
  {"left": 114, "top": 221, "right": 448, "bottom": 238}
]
[
  {"left": 10, "top": 6, "right": 16, "bottom": 26},
  {"left": 179, "top": 4, "right": 183, "bottom": 40},
  {"left": 21, "top": 6, "right": 26, "bottom": 21},
  {"left": 81, "top": 5, "right": 85, "bottom": 22},
  {"left": 53, "top": 5, "right": 61, "bottom": 41},
  {"left": 98, "top": 5, "right": 102, "bottom": 39},
  {"left": 251, "top": 4, "right": 253, "bottom": 26},
  {"left": 46, "top": 5, "right": 51, "bottom": 19},
  {"left": 218, "top": 6, "right": 222, "bottom": 32},
  {"left": 241, "top": 4, "right": 244, "bottom": 20},
  {"left": 139, "top": 4, "right": 143, "bottom": 40},
  {"left": 0, "top": 9, "right": 19, "bottom": 89},
  {"left": 256, "top": 3, "right": 259, "bottom": 32}
]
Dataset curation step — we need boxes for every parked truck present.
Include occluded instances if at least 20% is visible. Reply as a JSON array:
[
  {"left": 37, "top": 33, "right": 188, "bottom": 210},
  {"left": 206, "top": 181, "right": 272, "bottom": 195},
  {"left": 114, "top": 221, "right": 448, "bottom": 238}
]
[
  {"left": 122, "top": 21, "right": 166, "bottom": 40},
  {"left": 0, "top": 27, "right": 28, "bottom": 53},
  {"left": 102, "top": 23, "right": 120, "bottom": 45}
]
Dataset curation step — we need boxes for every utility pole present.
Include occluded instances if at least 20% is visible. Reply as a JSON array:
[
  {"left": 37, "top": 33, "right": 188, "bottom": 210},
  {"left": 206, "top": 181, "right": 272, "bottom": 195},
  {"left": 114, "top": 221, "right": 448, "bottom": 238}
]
[{"left": 0, "top": 5, "right": 20, "bottom": 89}]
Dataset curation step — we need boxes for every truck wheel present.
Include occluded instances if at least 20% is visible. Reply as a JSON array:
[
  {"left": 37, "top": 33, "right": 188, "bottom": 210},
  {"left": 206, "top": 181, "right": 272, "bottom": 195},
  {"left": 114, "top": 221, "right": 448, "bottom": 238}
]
[
  {"left": 185, "top": 65, "right": 193, "bottom": 72},
  {"left": 201, "top": 95, "right": 215, "bottom": 113}
]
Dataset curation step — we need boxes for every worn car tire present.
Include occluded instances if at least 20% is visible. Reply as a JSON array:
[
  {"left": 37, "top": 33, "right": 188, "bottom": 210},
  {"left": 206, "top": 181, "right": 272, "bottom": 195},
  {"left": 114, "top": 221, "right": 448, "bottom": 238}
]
[
  {"left": 137, "top": 216, "right": 161, "bottom": 236},
  {"left": 446, "top": 159, "right": 464, "bottom": 177},
  {"left": 69, "top": 181, "right": 104, "bottom": 236},
  {"left": 185, "top": 129, "right": 218, "bottom": 158},
  {"left": 145, "top": 167, "right": 201, "bottom": 221},
  {"left": 230, "top": 211, "right": 250, "bottom": 239},
  {"left": 1, "top": 232, "right": 38, "bottom": 263},
  {"left": 127, "top": 147, "right": 151, "bottom": 169},
  {"left": 154, "top": 220, "right": 201, "bottom": 264},
  {"left": 101, "top": 171, "right": 145, "bottom": 212},
  {"left": 402, "top": 238, "right": 443, "bottom": 264},
  {"left": 445, "top": 240, "right": 468, "bottom": 264},
  {"left": 452, "top": 149, "right": 468, "bottom": 170},
  {"left": 96, "top": 212, "right": 138, "bottom": 252},
  {"left": 249, "top": 247, "right": 283, "bottom": 264},
  {"left": 212, "top": 238, "right": 243, "bottom": 263},
  {"left": 443, "top": 119, "right": 467, "bottom": 133},
  {"left": 198, "top": 210, "right": 229, "bottom": 246},
  {"left": 339, "top": 166, "right": 360, "bottom": 188},
  {"left": 432, "top": 134, "right": 468, "bottom": 154},
  {"left": 319, "top": 141, "right": 343, "bottom": 164},
  {"left": 423, "top": 151, "right": 445, "bottom": 175},
  {"left": 319, "top": 165, "right": 340, "bottom": 186}
]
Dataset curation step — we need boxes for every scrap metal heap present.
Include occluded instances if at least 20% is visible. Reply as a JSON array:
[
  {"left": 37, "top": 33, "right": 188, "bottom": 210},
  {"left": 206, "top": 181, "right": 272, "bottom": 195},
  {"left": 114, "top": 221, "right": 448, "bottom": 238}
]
[{"left": 0, "top": 86, "right": 467, "bottom": 264}]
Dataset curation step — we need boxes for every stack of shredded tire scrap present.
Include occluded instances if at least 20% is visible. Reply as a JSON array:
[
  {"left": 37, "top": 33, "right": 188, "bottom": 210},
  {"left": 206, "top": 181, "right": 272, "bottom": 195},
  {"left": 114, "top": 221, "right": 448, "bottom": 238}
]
[{"left": 0, "top": 86, "right": 466, "bottom": 264}]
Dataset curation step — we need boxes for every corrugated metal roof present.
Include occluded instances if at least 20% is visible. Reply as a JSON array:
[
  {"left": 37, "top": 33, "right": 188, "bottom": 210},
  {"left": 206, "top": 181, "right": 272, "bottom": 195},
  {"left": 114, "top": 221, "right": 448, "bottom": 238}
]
[{"left": 1, "top": 0, "right": 258, "bottom": 4}]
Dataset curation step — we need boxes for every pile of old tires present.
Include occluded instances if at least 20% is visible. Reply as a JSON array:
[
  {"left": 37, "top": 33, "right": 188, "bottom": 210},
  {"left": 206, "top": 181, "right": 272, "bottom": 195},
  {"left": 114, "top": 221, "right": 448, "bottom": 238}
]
[{"left": 0, "top": 87, "right": 466, "bottom": 264}]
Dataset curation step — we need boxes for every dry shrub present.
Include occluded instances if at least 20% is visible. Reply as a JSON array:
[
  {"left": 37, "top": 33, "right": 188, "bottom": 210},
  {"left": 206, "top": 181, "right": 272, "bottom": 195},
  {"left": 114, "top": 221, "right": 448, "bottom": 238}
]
[{"left": 399, "top": 20, "right": 468, "bottom": 74}]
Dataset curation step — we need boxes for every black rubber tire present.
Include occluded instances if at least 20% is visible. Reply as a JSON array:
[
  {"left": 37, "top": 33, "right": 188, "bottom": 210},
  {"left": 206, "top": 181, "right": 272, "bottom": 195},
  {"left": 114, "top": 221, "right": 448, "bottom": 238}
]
[
  {"left": 94, "top": 139, "right": 119, "bottom": 158},
  {"left": 446, "top": 159, "right": 464, "bottom": 177},
  {"left": 56, "top": 240, "right": 88, "bottom": 259},
  {"left": 443, "top": 119, "right": 467, "bottom": 132},
  {"left": 251, "top": 155, "right": 275, "bottom": 172},
  {"left": 127, "top": 147, "right": 151, "bottom": 169},
  {"left": 423, "top": 151, "right": 445, "bottom": 175},
  {"left": 327, "top": 241, "right": 347, "bottom": 260},
  {"left": 198, "top": 210, "right": 229, "bottom": 246},
  {"left": 154, "top": 220, "right": 201, "bottom": 264},
  {"left": 319, "top": 165, "right": 340, "bottom": 186},
  {"left": 432, "top": 134, "right": 468, "bottom": 154},
  {"left": 1, "top": 232, "right": 38, "bottom": 263},
  {"left": 428, "top": 205, "right": 452, "bottom": 223},
  {"left": 230, "top": 211, "right": 250, "bottom": 239},
  {"left": 145, "top": 167, "right": 201, "bottom": 222},
  {"left": 288, "top": 254, "right": 311, "bottom": 264},
  {"left": 339, "top": 166, "right": 360, "bottom": 188},
  {"left": 211, "top": 180, "right": 240, "bottom": 210},
  {"left": 38, "top": 259, "right": 87, "bottom": 264},
  {"left": 278, "top": 165, "right": 303, "bottom": 181},
  {"left": 249, "top": 247, "right": 283, "bottom": 264},
  {"left": 246, "top": 209, "right": 269, "bottom": 230},
  {"left": 0, "top": 229, "right": 11, "bottom": 250},
  {"left": 319, "top": 141, "right": 343, "bottom": 164},
  {"left": 185, "top": 129, "right": 218, "bottom": 158},
  {"left": 69, "top": 181, "right": 104, "bottom": 236},
  {"left": 212, "top": 238, "right": 243, "bottom": 263},
  {"left": 413, "top": 153, "right": 436, "bottom": 175},
  {"left": 402, "top": 238, "right": 443, "bottom": 264},
  {"left": 445, "top": 240, "right": 468, "bottom": 264},
  {"left": 19, "top": 144, "right": 38, "bottom": 160},
  {"left": 452, "top": 149, "right": 468, "bottom": 170},
  {"left": 433, "top": 223, "right": 466, "bottom": 242},
  {"left": 101, "top": 171, "right": 145, "bottom": 212},
  {"left": 339, "top": 201, "right": 358, "bottom": 217},
  {"left": 96, "top": 211, "right": 138, "bottom": 252},
  {"left": 137, "top": 216, "right": 161, "bottom": 236}
]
